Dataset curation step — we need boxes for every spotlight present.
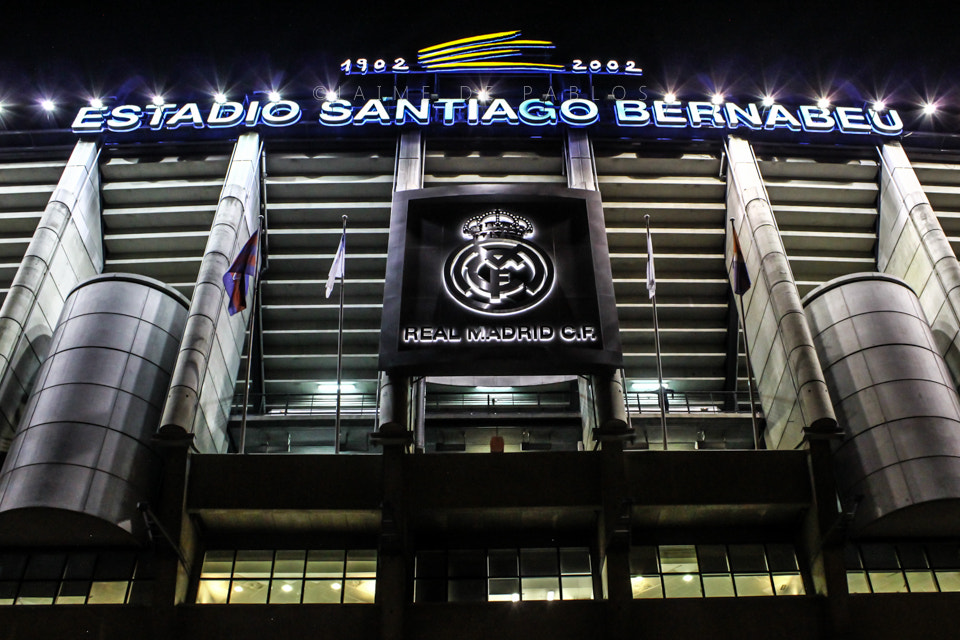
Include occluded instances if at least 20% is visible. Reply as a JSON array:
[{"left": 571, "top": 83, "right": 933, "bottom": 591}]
[
  {"left": 214, "top": 92, "right": 227, "bottom": 104},
  {"left": 90, "top": 98, "right": 104, "bottom": 109},
  {"left": 922, "top": 102, "right": 938, "bottom": 115},
  {"left": 268, "top": 91, "right": 281, "bottom": 102},
  {"left": 664, "top": 92, "right": 677, "bottom": 102},
  {"left": 710, "top": 93, "right": 724, "bottom": 105},
  {"left": 816, "top": 97, "right": 830, "bottom": 110},
  {"left": 872, "top": 100, "right": 886, "bottom": 112},
  {"left": 151, "top": 95, "right": 165, "bottom": 106},
  {"left": 477, "top": 89, "right": 491, "bottom": 102},
  {"left": 40, "top": 99, "right": 55, "bottom": 112},
  {"left": 761, "top": 95, "right": 775, "bottom": 107},
  {"left": 325, "top": 90, "right": 338, "bottom": 101}
]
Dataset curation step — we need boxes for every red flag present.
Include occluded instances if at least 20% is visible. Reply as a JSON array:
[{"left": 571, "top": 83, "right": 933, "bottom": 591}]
[
  {"left": 223, "top": 229, "right": 259, "bottom": 315},
  {"left": 731, "top": 226, "right": 751, "bottom": 295}
]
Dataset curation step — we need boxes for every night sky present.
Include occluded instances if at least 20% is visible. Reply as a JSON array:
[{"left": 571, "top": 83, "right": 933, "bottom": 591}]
[{"left": 0, "top": 1, "right": 955, "bottom": 129}]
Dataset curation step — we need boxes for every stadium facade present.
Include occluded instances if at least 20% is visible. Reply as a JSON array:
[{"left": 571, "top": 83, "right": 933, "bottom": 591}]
[{"left": 0, "top": 32, "right": 959, "bottom": 639}]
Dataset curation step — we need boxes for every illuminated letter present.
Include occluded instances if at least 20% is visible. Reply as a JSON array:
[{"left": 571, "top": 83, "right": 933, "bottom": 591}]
[
  {"left": 480, "top": 98, "right": 519, "bottom": 125},
  {"left": 518, "top": 100, "right": 557, "bottom": 126},
  {"left": 467, "top": 99, "right": 480, "bottom": 125},
  {"left": 652, "top": 101, "right": 687, "bottom": 127},
  {"left": 207, "top": 102, "right": 244, "bottom": 128},
  {"left": 559, "top": 99, "right": 599, "bottom": 126},
  {"left": 148, "top": 104, "right": 175, "bottom": 129},
  {"left": 245, "top": 101, "right": 261, "bottom": 126},
  {"left": 354, "top": 99, "right": 391, "bottom": 125},
  {"left": 262, "top": 100, "right": 302, "bottom": 126},
  {"left": 834, "top": 106, "right": 871, "bottom": 134},
  {"left": 687, "top": 102, "right": 724, "bottom": 127},
  {"left": 319, "top": 99, "right": 353, "bottom": 126},
  {"left": 72, "top": 107, "right": 105, "bottom": 132},
  {"left": 723, "top": 103, "right": 762, "bottom": 130},
  {"left": 868, "top": 109, "right": 903, "bottom": 136},
  {"left": 395, "top": 98, "right": 430, "bottom": 125},
  {"left": 799, "top": 106, "right": 835, "bottom": 132},
  {"left": 166, "top": 103, "right": 204, "bottom": 129},
  {"left": 106, "top": 105, "right": 142, "bottom": 132},
  {"left": 763, "top": 104, "right": 801, "bottom": 131},
  {"left": 614, "top": 100, "right": 651, "bottom": 126},
  {"left": 436, "top": 99, "right": 466, "bottom": 125}
]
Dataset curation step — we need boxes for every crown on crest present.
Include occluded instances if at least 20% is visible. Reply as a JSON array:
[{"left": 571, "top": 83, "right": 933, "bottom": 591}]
[{"left": 462, "top": 209, "right": 533, "bottom": 241}]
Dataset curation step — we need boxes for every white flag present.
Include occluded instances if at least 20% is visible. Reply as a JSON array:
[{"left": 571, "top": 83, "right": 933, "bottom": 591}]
[
  {"left": 325, "top": 233, "right": 346, "bottom": 298},
  {"left": 646, "top": 229, "right": 656, "bottom": 299}
]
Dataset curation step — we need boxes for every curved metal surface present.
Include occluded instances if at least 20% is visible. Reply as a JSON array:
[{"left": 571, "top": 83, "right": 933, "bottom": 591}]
[
  {"left": 804, "top": 272, "right": 960, "bottom": 536},
  {"left": 0, "top": 273, "right": 188, "bottom": 545}
]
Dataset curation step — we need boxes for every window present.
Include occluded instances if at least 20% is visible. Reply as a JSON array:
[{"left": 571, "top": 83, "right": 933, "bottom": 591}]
[
  {"left": 0, "top": 551, "right": 152, "bottom": 605},
  {"left": 414, "top": 547, "right": 593, "bottom": 602},
  {"left": 196, "top": 549, "right": 377, "bottom": 604},
  {"left": 846, "top": 542, "right": 960, "bottom": 594},
  {"left": 629, "top": 544, "right": 804, "bottom": 598}
]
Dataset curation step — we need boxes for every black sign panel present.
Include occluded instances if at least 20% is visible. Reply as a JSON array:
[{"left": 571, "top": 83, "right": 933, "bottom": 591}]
[{"left": 379, "top": 184, "right": 622, "bottom": 375}]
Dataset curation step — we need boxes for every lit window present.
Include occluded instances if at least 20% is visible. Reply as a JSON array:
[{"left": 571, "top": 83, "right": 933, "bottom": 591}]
[
  {"left": 629, "top": 544, "right": 804, "bottom": 598},
  {"left": 0, "top": 551, "right": 150, "bottom": 606},
  {"left": 846, "top": 542, "right": 960, "bottom": 594},
  {"left": 414, "top": 547, "right": 593, "bottom": 602},
  {"left": 196, "top": 549, "right": 377, "bottom": 604}
]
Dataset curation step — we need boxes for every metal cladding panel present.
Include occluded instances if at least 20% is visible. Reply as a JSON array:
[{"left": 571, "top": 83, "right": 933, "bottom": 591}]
[
  {"left": 803, "top": 272, "right": 960, "bottom": 536},
  {"left": 0, "top": 273, "right": 188, "bottom": 545}
]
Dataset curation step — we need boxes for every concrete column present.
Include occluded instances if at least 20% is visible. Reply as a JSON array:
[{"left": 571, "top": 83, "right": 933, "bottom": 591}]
[
  {"left": 566, "top": 129, "right": 597, "bottom": 191},
  {"left": 0, "top": 141, "right": 102, "bottom": 451},
  {"left": 879, "top": 142, "right": 960, "bottom": 384},
  {"left": 725, "top": 136, "right": 838, "bottom": 449},
  {"left": 159, "top": 133, "right": 261, "bottom": 453}
]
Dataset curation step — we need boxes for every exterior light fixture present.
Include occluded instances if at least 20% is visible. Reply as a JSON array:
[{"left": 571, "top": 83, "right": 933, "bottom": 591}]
[
  {"left": 664, "top": 92, "right": 677, "bottom": 102},
  {"left": 40, "top": 99, "right": 55, "bottom": 112},
  {"left": 268, "top": 91, "right": 281, "bottom": 102},
  {"left": 816, "top": 97, "right": 830, "bottom": 110},
  {"left": 151, "top": 95, "right": 165, "bottom": 106},
  {"left": 477, "top": 89, "right": 491, "bottom": 102},
  {"left": 214, "top": 92, "right": 227, "bottom": 104},
  {"left": 761, "top": 95, "right": 775, "bottom": 107},
  {"left": 922, "top": 102, "right": 938, "bottom": 115},
  {"left": 90, "top": 98, "right": 104, "bottom": 109},
  {"left": 872, "top": 100, "right": 886, "bottom": 112},
  {"left": 710, "top": 93, "right": 724, "bottom": 105},
  {"left": 325, "top": 90, "right": 338, "bottom": 101}
]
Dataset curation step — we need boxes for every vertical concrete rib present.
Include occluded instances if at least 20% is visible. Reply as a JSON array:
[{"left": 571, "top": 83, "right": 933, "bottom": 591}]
[
  {"left": 0, "top": 141, "right": 102, "bottom": 451},
  {"left": 159, "top": 133, "right": 261, "bottom": 453},
  {"left": 725, "top": 137, "right": 837, "bottom": 449},
  {"left": 566, "top": 130, "right": 627, "bottom": 432},
  {"left": 879, "top": 142, "right": 960, "bottom": 384}
]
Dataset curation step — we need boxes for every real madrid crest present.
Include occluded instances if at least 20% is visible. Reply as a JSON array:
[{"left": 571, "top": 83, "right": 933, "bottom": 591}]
[{"left": 443, "top": 209, "right": 555, "bottom": 315}]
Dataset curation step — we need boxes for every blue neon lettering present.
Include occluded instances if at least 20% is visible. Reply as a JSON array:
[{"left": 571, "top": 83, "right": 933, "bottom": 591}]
[
  {"left": 395, "top": 99, "right": 430, "bottom": 125},
  {"left": 262, "top": 100, "right": 302, "bottom": 126},
  {"left": 72, "top": 107, "right": 105, "bottom": 132},
  {"left": 724, "top": 103, "right": 762, "bottom": 130},
  {"left": 319, "top": 100, "right": 353, "bottom": 126},
  {"left": 480, "top": 99, "right": 519, "bottom": 125},
  {"left": 165, "top": 103, "right": 204, "bottom": 129},
  {"left": 354, "top": 99, "right": 391, "bottom": 125},
  {"left": 559, "top": 99, "right": 599, "bottom": 126},
  {"left": 106, "top": 105, "right": 142, "bottom": 132},
  {"left": 518, "top": 100, "right": 557, "bottom": 126},
  {"left": 652, "top": 101, "right": 687, "bottom": 127},
  {"left": 868, "top": 109, "right": 903, "bottom": 136},
  {"left": 614, "top": 101, "right": 651, "bottom": 126},
  {"left": 763, "top": 104, "right": 801, "bottom": 131},
  {"left": 687, "top": 102, "right": 724, "bottom": 127},
  {"left": 207, "top": 102, "right": 244, "bottom": 128}
]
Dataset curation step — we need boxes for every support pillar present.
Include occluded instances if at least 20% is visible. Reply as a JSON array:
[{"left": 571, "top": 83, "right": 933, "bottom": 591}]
[{"left": 159, "top": 133, "right": 261, "bottom": 453}]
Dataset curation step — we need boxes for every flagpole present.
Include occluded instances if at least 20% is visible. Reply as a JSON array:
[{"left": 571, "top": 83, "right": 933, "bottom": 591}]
[
  {"left": 334, "top": 214, "right": 348, "bottom": 454},
  {"left": 238, "top": 224, "right": 263, "bottom": 455},
  {"left": 730, "top": 217, "right": 759, "bottom": 449},
  {"left": 645, "top": 215, "right": 668, "bottom": 450}
]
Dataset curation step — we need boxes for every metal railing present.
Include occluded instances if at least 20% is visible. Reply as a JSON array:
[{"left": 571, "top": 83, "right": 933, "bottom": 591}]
[
  {"left": 626, "top": 390, "right": 760, "bottom": 416},
  {"left": 232, "top": 393, "right": 379, "bottom": 418},
  {"left": 425, "top": 390, "right": 578, "bottom": 412}
]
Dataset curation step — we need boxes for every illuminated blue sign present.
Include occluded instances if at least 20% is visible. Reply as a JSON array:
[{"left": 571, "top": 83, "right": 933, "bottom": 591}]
[{"left": 72, "top": 98, "right": 904, "bottom": 137}]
